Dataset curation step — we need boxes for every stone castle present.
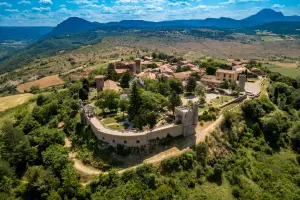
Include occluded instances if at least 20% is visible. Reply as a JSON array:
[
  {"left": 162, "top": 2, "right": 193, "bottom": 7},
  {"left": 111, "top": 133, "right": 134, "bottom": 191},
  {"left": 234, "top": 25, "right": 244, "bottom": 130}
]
[{"left": 80, "top": 103, "right": 198, "bottom": 148}]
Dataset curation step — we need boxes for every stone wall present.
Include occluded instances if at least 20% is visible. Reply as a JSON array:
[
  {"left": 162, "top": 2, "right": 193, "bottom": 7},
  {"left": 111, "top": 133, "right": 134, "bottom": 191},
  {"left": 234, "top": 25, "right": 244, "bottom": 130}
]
[{"left": 83, "top": 114, "right": 184, "bottom": 147}]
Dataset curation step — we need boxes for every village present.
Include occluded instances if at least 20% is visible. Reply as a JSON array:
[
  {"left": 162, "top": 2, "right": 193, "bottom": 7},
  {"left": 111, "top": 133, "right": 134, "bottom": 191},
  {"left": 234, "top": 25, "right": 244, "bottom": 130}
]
[{"left": 76, "top": 55, "right": 265, "bottom": 148}]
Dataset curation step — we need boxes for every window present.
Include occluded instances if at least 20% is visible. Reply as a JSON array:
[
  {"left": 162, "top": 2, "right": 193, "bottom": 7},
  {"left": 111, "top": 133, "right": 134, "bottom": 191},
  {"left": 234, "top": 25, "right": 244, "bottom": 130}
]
[
  {"left": 229, "top": 75, "right": 231, "bottom": 78},
  {"left": 112, "top": 139, "right": 115, "bottom": 143},
  {"left": 124, "top": 140, "right": 127, "bottom": 144},
  {"left": 136, "top": 140, "right": 140, "bottom": 144},
  {"left": 224, "top": 74, "right": 226, "bottom": 77},
  {"left": 102, "top": 137, "right": 105, "bottom": 140}
]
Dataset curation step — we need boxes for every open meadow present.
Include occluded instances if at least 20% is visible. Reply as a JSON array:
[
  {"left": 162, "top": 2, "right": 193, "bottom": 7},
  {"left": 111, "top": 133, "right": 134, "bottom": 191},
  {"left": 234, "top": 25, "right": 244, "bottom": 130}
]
[
  {"left": 263, "top": 64, "right": 300, "bottom": 78},
  {"left": 0, "top": 93, "right": 34, "bottom": 112}
]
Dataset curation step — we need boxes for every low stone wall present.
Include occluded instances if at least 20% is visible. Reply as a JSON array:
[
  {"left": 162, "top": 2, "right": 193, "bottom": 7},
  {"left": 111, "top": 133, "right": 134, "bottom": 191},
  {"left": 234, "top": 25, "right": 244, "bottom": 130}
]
[
  {"left": 220, "top": 94, "right": 247, "bottom": 108},
  {"left": 83, "top": 114, "right": 184, "bottom": 147}
]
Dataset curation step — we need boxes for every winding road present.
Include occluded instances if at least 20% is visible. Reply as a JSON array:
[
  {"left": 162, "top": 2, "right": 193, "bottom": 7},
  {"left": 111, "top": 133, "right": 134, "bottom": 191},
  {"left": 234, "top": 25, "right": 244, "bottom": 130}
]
[{"left": 65, "top": 114, "right": 225, "bottom": 176}]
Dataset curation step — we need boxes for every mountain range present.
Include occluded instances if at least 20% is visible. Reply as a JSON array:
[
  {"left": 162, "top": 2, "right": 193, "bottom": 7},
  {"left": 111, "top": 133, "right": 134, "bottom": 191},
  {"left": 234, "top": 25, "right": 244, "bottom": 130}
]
[{"left": 50, "top": 9, "right": 300, "bottom": 36}]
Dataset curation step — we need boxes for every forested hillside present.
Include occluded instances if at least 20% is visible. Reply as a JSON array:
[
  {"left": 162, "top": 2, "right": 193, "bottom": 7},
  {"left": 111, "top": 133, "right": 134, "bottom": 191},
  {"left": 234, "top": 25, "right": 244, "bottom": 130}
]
[
  {"left": 0, "top": 31, "right": 106, "bottom": 74},
  {"left": 0, "top": 27, "right": 53, "bottom": 42},
  {"left": 0, "top": 65, "right": 300, "bottom": 199}
]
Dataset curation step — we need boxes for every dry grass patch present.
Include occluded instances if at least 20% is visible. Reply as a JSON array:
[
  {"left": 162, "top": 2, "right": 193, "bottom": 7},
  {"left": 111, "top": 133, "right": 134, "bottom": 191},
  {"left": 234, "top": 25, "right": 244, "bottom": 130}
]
[
  {"left": 0, "top": 93, "right": 34, "bottom": 112},
  {"left": 270, "top": 61, "right": 298, "bottom": 68},
  {"left": 17, "top": 75, "right": 65, "bottom": 93}
]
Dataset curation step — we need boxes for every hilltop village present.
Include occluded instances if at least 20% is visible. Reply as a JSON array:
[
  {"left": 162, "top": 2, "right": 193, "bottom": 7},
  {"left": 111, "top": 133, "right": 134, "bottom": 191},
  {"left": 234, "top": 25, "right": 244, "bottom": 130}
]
[{"left": 75, "top": 54, "right": 264, "bottom": 148}]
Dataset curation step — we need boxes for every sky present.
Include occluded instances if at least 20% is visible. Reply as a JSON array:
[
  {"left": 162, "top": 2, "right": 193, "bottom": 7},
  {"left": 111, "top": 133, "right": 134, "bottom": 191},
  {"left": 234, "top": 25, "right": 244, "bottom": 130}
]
[{"left": 0, "top": 0, "right": 300, "bottom": 26}]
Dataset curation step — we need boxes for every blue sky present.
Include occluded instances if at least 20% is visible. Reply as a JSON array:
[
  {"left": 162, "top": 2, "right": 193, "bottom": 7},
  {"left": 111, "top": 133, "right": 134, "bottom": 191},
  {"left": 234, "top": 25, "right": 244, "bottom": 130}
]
[{"left": 0, "top": 0, "right": 300, "bottom": 26}]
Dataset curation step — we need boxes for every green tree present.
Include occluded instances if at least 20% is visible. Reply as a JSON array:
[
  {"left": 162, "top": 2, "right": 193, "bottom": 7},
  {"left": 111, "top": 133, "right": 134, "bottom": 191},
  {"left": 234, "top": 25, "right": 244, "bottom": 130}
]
[
  {"left": 95, "top": 89, "right": 120, "bottom": 112},
  {"left": 0, "top": 161, "right": 16, "bottom": 194},
  {"left": 169, "top": 78, "right": 183, "bottom": 94},
  {"left": 60, "top": 165, "right": 83, "bottom": 199},
  {"left": 260, "top": 112, "right": 289, "bottom": 149},
  {"left": 289, "top": 122, "right": 300, "bottom": 153},
  {"left": 128, "top": 82, "right": 142, "bottom": 120},
  {"left": 196, "top": 142, "right": 209, "bottom": 166},
  {"left": 144, "top": 78, "right": 159, "bottom": 93},
  {"left": 78, "top": 88, "right": 88, "bottom": 101},
  {"left": 30, "top": 85, "right": 40, "bottom": 94},
  {"left": 242, "top": 100, "right": 265, "bottom": 121},
  {"left": 206, "top": 66, "right": 217, "bottom": 75},
  {"left": 185, "top": 76, "right": 197, "bottom": 94},
  {"left": 24, "top": 166, "right": 60, "bottom": 199},
  {"left": 168, "top": 91, "right": 182, "bottom": 115},
  {"left": 105, "top": 68, "right": 119, "bottom": 81},
  {"left": 0, "top": 122, "right": 37, "bottom": 172},
  {"left": 120, "top": 70, "right": 132, "bottom": 88},
  {"left": 118, "top": 98, "right": 129, "bottom": 118},
  {"left": 195, "top": 83, "right": 205, "bottom": 100},
  {"left": 42, "top": 144, "right": 69, "bottom": 174},
  {"left": 36, "top": 94, "right": 49, "bottom": 106},
  {"left": 29, "top": 127, "right": 65, "bottom": 153},
  {"left": 21, "top": 115, "right": 41, "bottom": 134},
  {"left": 82, "top": 78, "right": 90, "bottom": 93}
]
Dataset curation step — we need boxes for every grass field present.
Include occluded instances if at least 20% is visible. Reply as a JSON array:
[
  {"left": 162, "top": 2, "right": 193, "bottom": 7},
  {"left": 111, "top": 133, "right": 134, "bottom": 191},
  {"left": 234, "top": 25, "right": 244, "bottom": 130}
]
[
  {"left": 107, "top": 123, "right": 125, "bottom": 131},
  {"left": 102, "top": 117, "right": 117, "bottom": 125},
  {"left": 263, "top": 64, "right": 300, "bottom": 78},
  {"left": 211, "top": 96, "right": 235, "bottom": 106},
  {"left": 16, "top": 75, "right": 65, "bottom": 93},
  {"left": 0, "top": 93, "right": 35, "bottom": 112},
  {"left": 269, "top": 67, "right": 300, "bottom": 78}
]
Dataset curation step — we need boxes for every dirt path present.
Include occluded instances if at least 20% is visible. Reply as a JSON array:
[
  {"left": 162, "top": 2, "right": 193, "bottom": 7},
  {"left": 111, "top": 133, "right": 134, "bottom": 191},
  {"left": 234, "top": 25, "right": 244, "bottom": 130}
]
[
  {"left": 65, "top": 114, "right": 224, "bottom": 176},
  {"left": 64, "top": 138, "right": 102, "bottom": 175}
]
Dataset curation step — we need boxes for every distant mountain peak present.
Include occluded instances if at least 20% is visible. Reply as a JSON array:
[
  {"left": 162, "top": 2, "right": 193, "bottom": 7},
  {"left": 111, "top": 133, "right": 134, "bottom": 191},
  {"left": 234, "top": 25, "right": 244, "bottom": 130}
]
[
  {"left": 243, "top": 8, "right": 285, "bottom": 23},
  {"left": 49, "top": 17, "right": 99, "bottom": 35},
  {"left": 48, "top": 8, "right": 300, "bottom": 36},
  {"left": 257, "top": 8, "right": 284, "bottom": 16}
]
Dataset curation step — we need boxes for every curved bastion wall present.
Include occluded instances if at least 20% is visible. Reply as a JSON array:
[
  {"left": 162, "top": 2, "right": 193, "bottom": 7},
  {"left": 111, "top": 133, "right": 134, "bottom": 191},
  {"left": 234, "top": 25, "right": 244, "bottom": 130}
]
[
  {"left": 82, "top": 114, "right": 184, "bottom": 147},
  {"left": 80, "top": 104, "right": 198, "bottom": 147}
]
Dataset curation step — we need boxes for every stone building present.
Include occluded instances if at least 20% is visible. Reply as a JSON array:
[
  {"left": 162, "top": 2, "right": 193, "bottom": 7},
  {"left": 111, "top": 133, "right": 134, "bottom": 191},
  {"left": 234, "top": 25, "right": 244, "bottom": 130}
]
[
  {"left": 175, "top": 104, "right": 198, "bottom": 137},
  {"left": 95, "top": 75, "right": 105, "bottom": 92},
  {"left": 239, "top": 74, "right": 247, "bottom": 90},
  {"left": 135, "top": 59, "right": 142, "bottom": 74},
  {"left": 108, "top": 59, "right": 142, "bottom": 74},
  {"left": 216, "top": 69, "right": 238, "bottom": 82}
]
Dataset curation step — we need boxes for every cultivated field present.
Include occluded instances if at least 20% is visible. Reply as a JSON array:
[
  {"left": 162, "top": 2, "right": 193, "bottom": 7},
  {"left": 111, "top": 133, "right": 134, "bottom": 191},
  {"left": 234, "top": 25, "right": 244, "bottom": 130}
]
[
  {"left": 269, "top": 67, "right": 300, "bottom": 78},
  {"left": 0, "top": 93, "right": 34, "bottom": 112},
  {"left": 263, "top": 64, "right": 300, "bottom": 78},
  {"left": 16, "top": 75, "right": 65, "bottom": 93}
]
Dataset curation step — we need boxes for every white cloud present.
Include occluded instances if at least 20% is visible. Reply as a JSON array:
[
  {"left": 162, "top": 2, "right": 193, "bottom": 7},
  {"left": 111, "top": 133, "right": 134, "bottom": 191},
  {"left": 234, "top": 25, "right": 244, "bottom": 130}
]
[
  {"left": 18, "top": 0, "right": 31, "bottom": 4},
  {"left": 146, "top": 5, "right": 163, "bottom": 11},
  {"left": 185, "top": 4, "right": 220, "bottom": 12},
  {"left": 0, "top": 2, "right": 12, "bottom": 7},
  {"left": 5, "top": 9, "right": 20, "bottom": 12},
  {"left": 271, "top": 4, "right": 284, "bottom": 9},
  {"left": 39, "top": 0, "right": 53, "bottom": 5},
  {"left": 56, "top": 8, "right": 71, "bottom": 15},
  {"left": 116, "top": 0, "right": 139, "bottom": 4},
  {"left": 168, "top": 2, "right": 190, "bottom": 6},
  {"left": 221, "top": 0, "right": 268, "bottom": 5},
  {"left": 32, "top": 7, "right": 51, "bottom": 12},
  {"left": 67, "top": 0, "right": 98, "bottom": 5},
  {"left": 60, "top": 4, "right": 66, "bottom": 7}
]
